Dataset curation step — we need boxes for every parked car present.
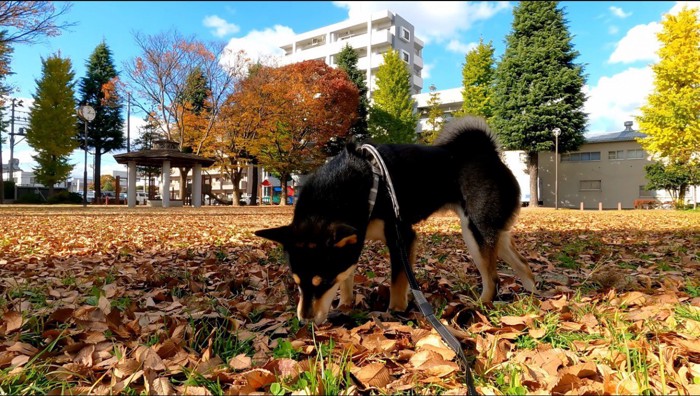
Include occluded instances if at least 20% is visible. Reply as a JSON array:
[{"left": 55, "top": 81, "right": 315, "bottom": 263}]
[
  {"left": 135, "top": 192, "right": 148, "bottom": 205},
  {"left": 86, "top": 191, "right": 95, "bottom": 202}
]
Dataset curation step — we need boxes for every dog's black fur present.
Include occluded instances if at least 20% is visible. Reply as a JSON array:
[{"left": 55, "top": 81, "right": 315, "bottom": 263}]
[{"left": 256, "top": 116, "right": 536, "bottom": 324}]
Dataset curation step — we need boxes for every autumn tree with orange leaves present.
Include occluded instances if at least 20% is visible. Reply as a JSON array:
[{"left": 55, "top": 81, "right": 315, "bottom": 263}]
[
  {"left": 227, "top": 60, "right": 359, "bottom": 206},
  {"left": 123, "top": 29, "right": 250, "bottom": 201}
]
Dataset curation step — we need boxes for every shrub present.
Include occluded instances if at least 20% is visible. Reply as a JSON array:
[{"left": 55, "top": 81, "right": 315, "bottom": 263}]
[
  {"left": 47, "top": 190, "right": 83, "bottom": 204},
  {"left": 16, "top": 193, "right": 45, "bottom": 204}
]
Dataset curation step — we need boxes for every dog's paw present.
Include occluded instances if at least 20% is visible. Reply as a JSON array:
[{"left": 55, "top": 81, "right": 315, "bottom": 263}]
[{"left": 388, "top": 297, "right": 408, "bottom": 312}]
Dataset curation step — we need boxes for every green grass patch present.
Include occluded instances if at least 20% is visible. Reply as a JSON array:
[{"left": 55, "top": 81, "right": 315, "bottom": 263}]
[{"left": 675, "top": 303, "right": 700, "bottom": 322}]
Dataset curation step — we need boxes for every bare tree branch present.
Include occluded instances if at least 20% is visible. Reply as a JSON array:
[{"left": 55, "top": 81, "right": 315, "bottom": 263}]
[{"left": 0, "top": 1, "right": 75, "bottom": 46}]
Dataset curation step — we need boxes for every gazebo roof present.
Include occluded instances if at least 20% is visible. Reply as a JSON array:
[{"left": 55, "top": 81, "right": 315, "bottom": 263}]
[{"left": 113, "top": 140, "right": 215, "bottom": 168}]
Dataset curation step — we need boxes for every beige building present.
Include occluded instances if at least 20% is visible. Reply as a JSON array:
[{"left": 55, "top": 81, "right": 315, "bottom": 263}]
[{"left": 537, "top": 121, "right": 686, "bottom": 209}]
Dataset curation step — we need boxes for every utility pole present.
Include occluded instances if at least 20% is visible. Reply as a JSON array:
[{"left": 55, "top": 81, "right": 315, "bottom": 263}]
[
  {"left": 126, "top": 92, "right": 131, "bottom": 152},
  {"left": 8, "top": 98, "right": 23, "bottom": 195}
]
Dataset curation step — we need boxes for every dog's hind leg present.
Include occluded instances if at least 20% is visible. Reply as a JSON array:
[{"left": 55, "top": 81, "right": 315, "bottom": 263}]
[
  {"left": 497, "top": 231, "right": 537, "bottom": 293},
  {"left": 386, "top": 224, "right": 417, "bottom": 312},
  {"left": 457, "top": 211, "right": 500, "bottom": 302}
]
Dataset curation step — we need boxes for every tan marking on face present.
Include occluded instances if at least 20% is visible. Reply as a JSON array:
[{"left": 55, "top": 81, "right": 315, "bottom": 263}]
[
  {"left": 311, "top": 275, "right": 322, "bottom": 286},
  {"left": 334, "top": 234, "right": 358, "bottom": 248},
  {"left": 308, "top": 242, "right": 317, "bottom": 248},
  {"left": 292, "top": 274, "right": 301, "bottom": 284}
]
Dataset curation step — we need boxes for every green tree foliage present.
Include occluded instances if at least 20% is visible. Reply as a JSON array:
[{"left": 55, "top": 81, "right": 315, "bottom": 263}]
[
  {"left": 492, "top": 1, "right": 587, "bottom": 207},
  {"left": 644, "top": 161, "right": 699, "bottom": 206},
  {"left": 368, "top": 49, "right": 418, "bottom": 144},
  {"left": 421, "top": 84, "right": 444, "bottom": 144},
  {"left": 457, "top": 38, "right": 496, "bottom": 120},
  {"left": 132, "top": 114, "right": 162, "bottom": 194},
  {"left": 336, "top": 44, "right": 369, "bottom": 143},
  {"left": 180, "top": 66, "right": 209, "bottom": 116},
  {"left": 636, "top": 6, "right": 700, "bottom": 165},
  {"left": 77, "top": 41, "right": 125, "bottom": 199},
  {"left": 27, "top": 54, "right": 78, "bottom": 196}
]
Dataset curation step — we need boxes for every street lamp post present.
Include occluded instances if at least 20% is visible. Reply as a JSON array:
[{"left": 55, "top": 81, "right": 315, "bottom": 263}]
[
  {"left": 78, "top": 105, "right": 96, "bottom": 207},
  {"left": 553, "top": 128, "right": 561, "bottom": 210}
]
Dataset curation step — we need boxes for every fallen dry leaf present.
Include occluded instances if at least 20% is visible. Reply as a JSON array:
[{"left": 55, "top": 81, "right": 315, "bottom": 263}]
[{"left": 0, "top": 206, "right": 698, "bottom": 395}]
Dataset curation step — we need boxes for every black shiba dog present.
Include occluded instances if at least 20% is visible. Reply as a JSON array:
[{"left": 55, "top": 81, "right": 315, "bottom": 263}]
[{"left": 255, "top": 116, "right": 536, "bottom": 324}]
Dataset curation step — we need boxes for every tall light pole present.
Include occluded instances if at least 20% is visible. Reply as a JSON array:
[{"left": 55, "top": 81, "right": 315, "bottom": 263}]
[
  {"left": 78, "top": 105, "right": 96, "bottom": 207},
  {"left": 553, "top": 127, "right": 561, "bottom": 210},
  {"left": 9, "top": 98, "right": 23, "bottom": 190}
]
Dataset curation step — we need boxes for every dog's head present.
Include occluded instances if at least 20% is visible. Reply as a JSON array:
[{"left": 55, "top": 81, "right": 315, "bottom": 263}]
[{"left": 255, "top": 220, "right": 363, "bottom": 324}]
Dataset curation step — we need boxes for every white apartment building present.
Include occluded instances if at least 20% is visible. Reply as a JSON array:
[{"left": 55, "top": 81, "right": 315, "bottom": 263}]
[{"left": 280, "top": 9, "right": 425, "bottom": 96}]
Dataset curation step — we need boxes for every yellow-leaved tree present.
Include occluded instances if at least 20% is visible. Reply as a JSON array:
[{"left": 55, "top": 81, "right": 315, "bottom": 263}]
[
  {"left": 636, "top": 6, "right": 700, "bottom": 164},
  {"left": 636, "top": 6, "right": 700, "bottom": 206}
]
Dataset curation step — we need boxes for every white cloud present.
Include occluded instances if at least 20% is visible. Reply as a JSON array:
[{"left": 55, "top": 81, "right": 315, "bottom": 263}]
[
  {"left": 609, "top": 6, "right": 631, "bottom": 18},
  {"left": 203, "top": 15, "right": 240, "bottom": 38},
  {"left": 446, "top": 40, "right": 478, "bottom": 54},
  {"left": 583, "top": 66, "right": 654, "bottom": 133},
  {"left": 333, "top": 1, "right": 511, "bottom": 45},
  {"left": 668, "top": 1, "right": 700, "bottom": 15},
  {"left": 608, "top": 22, "right": 661, "bottom": 64},
  {"left": 221, "top": 25, "right": 295, "bottom": 67},
  {"left": 421, "top": 63, "right": 433, "bottom": 80},
  {"left": 608, "top": 1, "right": 700, "bottom": 65},
  {"left": 608, "top": 25, "right": 619, "bottom": 35}
]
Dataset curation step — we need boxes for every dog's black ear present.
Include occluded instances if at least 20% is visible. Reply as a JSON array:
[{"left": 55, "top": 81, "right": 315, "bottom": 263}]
[
  {"left": 255, "top": 225, "right": 292, "bottom": 245},
  {"left": 330, "top": 223, "right": 358, "bottom": 248},
  {"left": 344, "top": 141, "right": 359, "bottom": 156}
]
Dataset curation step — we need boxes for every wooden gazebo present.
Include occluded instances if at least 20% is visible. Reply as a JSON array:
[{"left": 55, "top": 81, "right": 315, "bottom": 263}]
[{"left": 113, "top": 140, "right": 215, "bottom": 208}]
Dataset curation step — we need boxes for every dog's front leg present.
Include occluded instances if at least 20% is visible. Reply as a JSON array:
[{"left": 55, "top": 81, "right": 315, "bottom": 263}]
[
  {"left": 387, "top": 225, "right": 417, "bottom": 312},
  {"left": 338, "top": 267, "right": 355, "bottom": 307}
]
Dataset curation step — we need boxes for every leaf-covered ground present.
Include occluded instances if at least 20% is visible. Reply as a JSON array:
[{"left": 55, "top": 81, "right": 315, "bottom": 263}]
[{"left": 0, "top": 206, "right": 699, "bottom": 395}]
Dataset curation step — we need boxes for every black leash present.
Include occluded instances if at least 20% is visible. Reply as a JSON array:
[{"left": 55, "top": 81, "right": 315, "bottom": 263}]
[{"left": 360, "top": 144, "right": 479, "bottom": 396}]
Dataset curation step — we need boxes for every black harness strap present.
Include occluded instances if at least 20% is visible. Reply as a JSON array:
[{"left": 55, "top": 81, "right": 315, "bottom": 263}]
[{"left": 360, "top": 144, "right": 479, "bottom": 396}]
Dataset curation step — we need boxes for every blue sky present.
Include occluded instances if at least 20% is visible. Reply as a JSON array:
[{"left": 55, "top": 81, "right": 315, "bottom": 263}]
[{"left": 2, "top": 1, "right": 697, "bottom": 178}]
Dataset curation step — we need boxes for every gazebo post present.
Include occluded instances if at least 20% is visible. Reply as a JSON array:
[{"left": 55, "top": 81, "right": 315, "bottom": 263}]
[
  {"left": 193, "top": 163, "right": 202, "bottom": 208},
  {"left": 162, "top": 160, "right": 171, "bottom": 208},
  {"left": 128, "top": 161, "right": 137, "bottom": 208}
]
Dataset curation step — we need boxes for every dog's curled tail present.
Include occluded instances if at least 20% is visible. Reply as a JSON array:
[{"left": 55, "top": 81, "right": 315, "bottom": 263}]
[{"left": 432, "top": 116, "right": 500, "bottom": 157}]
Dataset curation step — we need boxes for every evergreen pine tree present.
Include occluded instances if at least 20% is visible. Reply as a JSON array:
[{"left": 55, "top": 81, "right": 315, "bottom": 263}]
[
  {"left": 457, "top": 38, "right": 496, "bottom": 120},
  {"left": 180, "top": 66, "right": 209, "bottom": 115},
  {"left": 368, "top": 49, "right": 418, "bottom": 144},
  {"left": 336, "top": 44, "right": 369, "bottom": 142},
  {"left": 27, "top": 53, "right": 78, "bottom": 196},
  {"left": 132, "top": 114, "right": 161, "bottom": 197},
  {"left": 492, "top": 1, "right": 587, "bottom": 207},
  {"left": 77, "top": 41, "right": 125, "bottom": 200}
]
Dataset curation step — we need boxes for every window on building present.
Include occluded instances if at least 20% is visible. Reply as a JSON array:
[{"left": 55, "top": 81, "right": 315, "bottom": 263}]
[
  {"left": 608, "top": 150, "right": 624, "bottom": 160},
  {"left": 579, "top": 180, "right": 602, "bottom": 191},
  {"left": 400, "top": 26, "right": 411, "bottom": 42},
  {"left": 627, "top": 149, "right": 646, "bottom": 159},
  {"left": 639, "top": 185, "right": 656, "bottom": 197},
  {"left": 401, "top": 49, "right": 410, "bottom": 64},
  {"left": 561, "top": 151, "right": 601, "bottom": 162}
]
